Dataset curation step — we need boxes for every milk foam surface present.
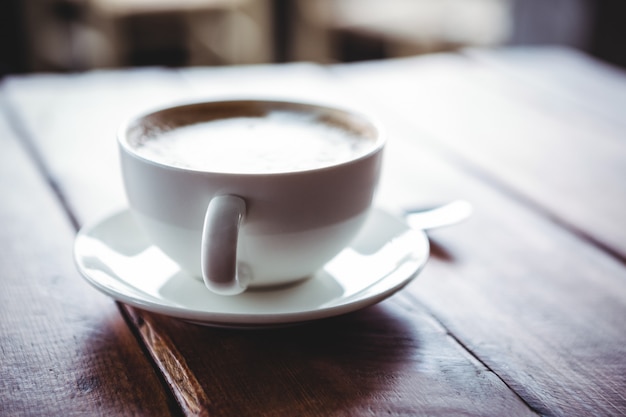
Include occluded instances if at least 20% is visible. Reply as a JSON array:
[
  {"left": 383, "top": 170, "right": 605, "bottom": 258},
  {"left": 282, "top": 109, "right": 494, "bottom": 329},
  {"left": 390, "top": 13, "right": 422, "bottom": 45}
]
[{"left": 134, "top": 112, "right": 373, "bottom": 174}]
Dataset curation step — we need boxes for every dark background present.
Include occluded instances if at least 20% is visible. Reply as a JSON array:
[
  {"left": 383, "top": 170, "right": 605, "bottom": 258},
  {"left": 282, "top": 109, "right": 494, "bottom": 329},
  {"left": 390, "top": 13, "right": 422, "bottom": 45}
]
[{"left": 1, "top": 0, "right": 625, "bottom": 77}]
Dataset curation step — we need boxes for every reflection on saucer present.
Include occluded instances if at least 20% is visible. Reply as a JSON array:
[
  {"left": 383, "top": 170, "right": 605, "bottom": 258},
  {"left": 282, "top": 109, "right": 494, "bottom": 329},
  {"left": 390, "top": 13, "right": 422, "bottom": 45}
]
[{"left": 74, "top": 208, "right": 429, "bottom": 328}]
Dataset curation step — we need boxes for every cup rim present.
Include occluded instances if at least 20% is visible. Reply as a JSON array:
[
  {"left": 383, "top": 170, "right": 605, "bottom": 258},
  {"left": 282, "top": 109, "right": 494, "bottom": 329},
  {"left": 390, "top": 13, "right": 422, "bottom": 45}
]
[{"left": 117, "top": 98, "right": 385, "bottom": 177}]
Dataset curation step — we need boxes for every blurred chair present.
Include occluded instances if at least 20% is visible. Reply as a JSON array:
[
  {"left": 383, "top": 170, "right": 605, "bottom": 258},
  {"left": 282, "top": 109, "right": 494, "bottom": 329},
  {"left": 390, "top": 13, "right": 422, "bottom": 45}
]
[
  {"left": 289, "top": 0, "right": 511, "bottom": 63},
  {"left": 286, "top": 0, "right": 625, "bottom": 69},
  {"left": 90, "top": 0, "right": 272, "bottom": 67},
  {"left": 15, "top": 0, "right": 272, "bottom": 72},
  {"left": 4, "top": 0, "right": 625, "bottom": 73}
]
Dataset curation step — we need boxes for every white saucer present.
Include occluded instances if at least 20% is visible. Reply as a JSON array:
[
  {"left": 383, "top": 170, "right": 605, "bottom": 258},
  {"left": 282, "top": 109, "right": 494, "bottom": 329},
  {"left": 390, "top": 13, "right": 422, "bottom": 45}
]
[{"left": 74, "top": 208, "right": 429, "bottom": 328}]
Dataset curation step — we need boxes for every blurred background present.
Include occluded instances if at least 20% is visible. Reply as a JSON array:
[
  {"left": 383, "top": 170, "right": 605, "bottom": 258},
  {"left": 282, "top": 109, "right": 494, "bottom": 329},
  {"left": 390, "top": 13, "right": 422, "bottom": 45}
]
[{"left": 1, "top": 0, "right": 624, "bottom": 76}]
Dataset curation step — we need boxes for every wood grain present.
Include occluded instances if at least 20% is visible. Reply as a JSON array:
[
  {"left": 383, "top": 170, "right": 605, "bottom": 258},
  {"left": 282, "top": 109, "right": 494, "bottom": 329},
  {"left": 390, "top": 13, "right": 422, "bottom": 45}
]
[
  {"left": 5, "top": 47, "right": 626, "bottom": 417},
  {"left": 0, "top": 101, "right": 178, "bottom": 416},
  {"left": 4, "top": 64, "right": 539, "bottom": 415},
  {"left": 379, "top": 131, "right": 626, "bottom": 416},
  {"left": 332, "top": 48, "right": 626, "bottom": 416},
  {"left": 332, "top": 47, "right": 626, "bottom": 260},
  {"left": 2, "top": 69, "right": 190, "bottom": 226},
  {"left": 463, "top": 47, "right": 626, "bottom": 128},
  {"left": 124, "top": 308, "right": 212, "bottom": 417},
  {"left": 125, "top": 299, "right": 536, "bottom": 417}
]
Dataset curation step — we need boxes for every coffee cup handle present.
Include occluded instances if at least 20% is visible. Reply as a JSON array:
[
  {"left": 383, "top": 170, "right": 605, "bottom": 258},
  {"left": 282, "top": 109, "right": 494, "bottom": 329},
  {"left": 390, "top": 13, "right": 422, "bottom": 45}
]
[{"left": 201, "top": 195, "right": 248, "bottom": 295}]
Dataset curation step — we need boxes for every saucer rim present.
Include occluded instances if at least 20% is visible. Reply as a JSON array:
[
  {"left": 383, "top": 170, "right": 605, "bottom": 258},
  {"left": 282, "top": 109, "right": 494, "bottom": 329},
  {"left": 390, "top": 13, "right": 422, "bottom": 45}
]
[{"left": 74, "top": 208, "right": 429, "bottom": 327}]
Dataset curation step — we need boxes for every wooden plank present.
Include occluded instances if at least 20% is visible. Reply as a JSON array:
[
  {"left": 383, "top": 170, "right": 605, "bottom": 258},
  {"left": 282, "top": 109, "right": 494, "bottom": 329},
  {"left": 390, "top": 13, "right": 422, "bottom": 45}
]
[
  {"left": 463, "top": 46, "right": 626, "bottom": 128},
  {"left": 5, "top": 66, "right": 538, "bottom": 416},
  {"left": 125, "top": 294, "right": 536, "bottom": 417},
  {"left": 380, "top": 122, "right": 626, "bottom": 417},
  {"left": 331, "top": 49, "right": 626, "bottom": 416},
  {"left": 2, "top": 69, "right": 190, "bottom": 227},
  {"left": 332, "top": 47, "right": 626, "bottom": 261},
  {"left": 0, "top": 99, "right": 177, "bottom": 416}
]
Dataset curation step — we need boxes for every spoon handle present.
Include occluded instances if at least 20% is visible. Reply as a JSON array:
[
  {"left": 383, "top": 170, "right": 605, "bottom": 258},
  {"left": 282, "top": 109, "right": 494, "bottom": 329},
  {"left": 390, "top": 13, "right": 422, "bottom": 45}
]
[{"left": 404, "top": 200, "right": 473, "bottom": 230}]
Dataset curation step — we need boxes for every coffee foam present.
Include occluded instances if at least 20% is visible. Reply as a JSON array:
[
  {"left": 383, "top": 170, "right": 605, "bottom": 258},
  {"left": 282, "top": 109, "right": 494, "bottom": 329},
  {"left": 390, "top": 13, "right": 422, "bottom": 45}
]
[{"left": 133, "top": 111, "right": 374, "bottom": 174}]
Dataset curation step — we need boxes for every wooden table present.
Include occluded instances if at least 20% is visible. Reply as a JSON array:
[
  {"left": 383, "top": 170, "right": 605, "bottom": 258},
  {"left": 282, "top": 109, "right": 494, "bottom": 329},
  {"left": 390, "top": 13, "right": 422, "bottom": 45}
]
[{"left": 2, "top": 46, "right": 625, "bottom": 417}]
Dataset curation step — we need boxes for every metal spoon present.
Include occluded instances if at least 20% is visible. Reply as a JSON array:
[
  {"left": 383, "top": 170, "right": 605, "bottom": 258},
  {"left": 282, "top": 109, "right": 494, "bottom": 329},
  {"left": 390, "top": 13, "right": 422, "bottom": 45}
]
[{"left": 404, "top": 200, "right": 473, "bottom": 230}]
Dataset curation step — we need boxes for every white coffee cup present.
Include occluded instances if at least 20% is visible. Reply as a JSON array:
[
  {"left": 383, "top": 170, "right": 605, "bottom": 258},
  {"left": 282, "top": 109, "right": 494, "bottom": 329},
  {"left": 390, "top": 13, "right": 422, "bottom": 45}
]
[{"left": 118, "top": 100, "right": 384, "bottom": 295}]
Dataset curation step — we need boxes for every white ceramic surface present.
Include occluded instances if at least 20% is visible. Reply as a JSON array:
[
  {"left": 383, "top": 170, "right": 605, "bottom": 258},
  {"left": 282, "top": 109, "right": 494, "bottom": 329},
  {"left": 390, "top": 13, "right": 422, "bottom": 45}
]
[
  {"left": 119, "top": 100, "right": 384, "bottom": 295},
  {"left": 73, "top": 207, "right": 429, "bottom": 328}
]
